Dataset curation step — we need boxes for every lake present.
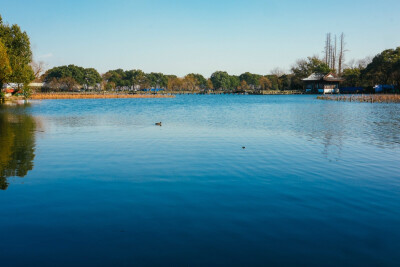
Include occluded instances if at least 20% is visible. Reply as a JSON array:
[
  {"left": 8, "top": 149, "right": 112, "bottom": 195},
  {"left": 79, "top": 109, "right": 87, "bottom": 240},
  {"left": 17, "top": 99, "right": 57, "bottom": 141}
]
[{"left": 1, "top": 95, "right": 400, "bottom": 266}]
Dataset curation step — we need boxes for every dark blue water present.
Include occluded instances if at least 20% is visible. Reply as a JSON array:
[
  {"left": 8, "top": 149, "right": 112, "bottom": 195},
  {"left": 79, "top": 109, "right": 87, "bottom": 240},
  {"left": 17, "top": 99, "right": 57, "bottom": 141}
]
[{"left": 1, "top": 95, "right": 400, "bottom": 266}]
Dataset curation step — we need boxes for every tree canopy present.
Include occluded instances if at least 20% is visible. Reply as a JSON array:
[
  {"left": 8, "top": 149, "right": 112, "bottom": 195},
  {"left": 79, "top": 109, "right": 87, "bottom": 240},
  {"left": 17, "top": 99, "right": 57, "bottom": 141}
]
[
  {"left": 43, "top": 64, "right": 101, "bottom": 90},
  {"left": 0, "top": 38, "right": 12, "bottom": 88},
  {"left": 290, "top": 56, "right": 332, "bottom": 89},
  {"left": 362, "top": 47, "right": 400, "bottom": 85},
  {"left": 210, "top": 71, "right": 231, "bottom": 90},
  {"left": 0, "top": 15, "right": 34, "bottom": 89}
]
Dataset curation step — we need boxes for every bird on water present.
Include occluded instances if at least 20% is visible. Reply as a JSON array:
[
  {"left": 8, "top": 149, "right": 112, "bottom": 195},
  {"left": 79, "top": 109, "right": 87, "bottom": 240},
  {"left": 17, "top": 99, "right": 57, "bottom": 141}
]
[{"left": 155, "top": 122, "right": 162, "bottom": 126}]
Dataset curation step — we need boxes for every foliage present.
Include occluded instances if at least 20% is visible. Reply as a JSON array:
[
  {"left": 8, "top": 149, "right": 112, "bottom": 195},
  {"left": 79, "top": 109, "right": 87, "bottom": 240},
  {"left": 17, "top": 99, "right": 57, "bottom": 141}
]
[
  {"left": 291, "top": 56, "right": 331, "bottom": 78},
  {"left": 59, "top": 77, "right": 78, "bottom": 91},
  {"left": 239, "top": 72, "right": 261, "bottom": 88},
  {"left": 342, "top": 68, "right": 362, "bottom": 87},
  {"left": 43, "top": 65, "right": 101, "bottom": 90},
  {"left": 229, "top": 75, "right": 240, "bottom": 90},
  {"left": 266, "top": 75, "right": 281, "bottom": 90},
  {"left": 238, "top": 80, "right": 249, "bottom": 91},
  {"left": 361, "top": 47, "right": 400, "bottom": 85},
  {"left": 279, "top": 74, "right": 293, "bottom": 90},
  {"left": 22, "top": 86, "right": 32, "bottom": 99},
  {"left": 146, "top": 72, "right": 168, "bottom": 88},
  {"left": 210, "top": 71, "right": 231, "bottom": 90},
  {"left": 0, "top": 38, "right": 12, "bottom": 88},
  {"left": 259, "top": 76, "right": 272, "bottom": 90},
  {"left": 182, "top": 75, "right": 197, "bottom": 91},
  {"left": 0, "top": 15, "right": 34, "bottom": 87},
  {"left": 127, "top": 69, "right": 146, "bottom": 88},
  {"left": 84, "top": 68, "right": 102, "bottom": 87},
  {"left": 206, "top": 79, "right": 213, "bottom": 90},
  {"left": 167, "top": 76, "right": 183, "bottom": 91},
  {"left": 186, "top": 73, "right": 207, "bottom": 88},
  {"left": 290, "top": 56, "right": 331, "bottom": 89}
]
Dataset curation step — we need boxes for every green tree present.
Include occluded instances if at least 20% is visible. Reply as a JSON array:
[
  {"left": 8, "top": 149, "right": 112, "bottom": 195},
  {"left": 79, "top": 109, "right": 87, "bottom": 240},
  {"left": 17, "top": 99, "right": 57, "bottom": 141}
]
[
  {"left": 0, "top": 38, "right": 12, "bottom": 90},
  {"left": 239, "top": 72, "right": 261, "bottom": 88},
  {"left": 182, "top": 75, "right": 197, "bottom": 91},
  {"left": 362, "top": 47, "right": 400, "bottom": 85},
  {"left": 291, "top": 56, "right": 331, "bottom": 89},
  {"left": 127, "top": 69, "right": 146, "bottom": 89},
  {"left": 145, "top": 72, "right": 167, "bottom": 88},
  {"left": 210, "top": 71, "right": 231, "bottom": 90},
  {"left": 186, "top": 73, "right": 207, "bottom": 89},
  {"left": 291, "top": 56, "right": 331, "bottom": 78},
  {"left": 229, "top": 75, "right": 240, "bottom": 91},
  {"left": 279, "top": 74, "right": 293, "bottom": 90},
  {"left": 0, "top": 15, "right": 35, "bottom": 88},
  {"left": 43, "top": 65, "right": 97, "bottom": 90},
  {"left": 393, "top": 59, "right": 400, "bottom": 88},
  {"left": 206, "top": 79, "right": 213, "bottom": 90},
  {"left": 342, "top": 68, "right": 362, "bottom": 87},
  {"left": 238, "top": 80, "right": 249, "bottom": 91},
  {"left": 266, "top": 75, "right": 280, "bottom": 90},
  {"left": 83, "top": 68, "right": 102, "bottom": 88},
  {"left": 167, "top": 76, "right": 183, "bottom": 91},
  {"left": 259, "top": 76, "right": 272, "bottom": 90},
  {"left": 59, "top": 77, "right": 78, "bottom": 91}
]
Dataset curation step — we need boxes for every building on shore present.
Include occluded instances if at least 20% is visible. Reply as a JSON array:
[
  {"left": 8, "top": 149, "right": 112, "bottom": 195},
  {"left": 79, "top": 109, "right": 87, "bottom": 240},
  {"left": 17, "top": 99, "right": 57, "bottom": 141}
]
[
  {"left": 28, "top": 82, "right": 45, "bottom": 89},
  {"left": 374, "top": 84, "right": 397, "bottom": 93},
  {"left": 303, "top": 73, "right": 343, "bottom": 94}
]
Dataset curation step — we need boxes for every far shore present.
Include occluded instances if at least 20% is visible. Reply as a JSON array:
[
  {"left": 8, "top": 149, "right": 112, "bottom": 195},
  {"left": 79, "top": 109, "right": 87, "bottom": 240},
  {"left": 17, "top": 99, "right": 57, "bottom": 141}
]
[{"left": 29, "top": 93, "right": 175, "bottom": 100}]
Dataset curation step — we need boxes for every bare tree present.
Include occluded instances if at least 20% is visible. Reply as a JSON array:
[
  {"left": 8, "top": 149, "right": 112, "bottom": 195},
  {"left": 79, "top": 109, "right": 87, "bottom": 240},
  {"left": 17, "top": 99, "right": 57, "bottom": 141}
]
[
  {"left": 324, "top": 33, "right": 332, "bottom": 67},
  {"left": 357, "top": 56, "right": 372, "bottom": 69},
  {"left": 324, "top": 32, "right": 347, "bottom": 74},
  {"left": 324, "top": 33, "right": 329, "bottom": 65},
  {"left": 332, "top": 35, "right": 337, "bottom": 72},
  {"left": 270, "top": 67, "right": 285, "bottom": 77},
  {"left": 30, "top": 61, "right": 47, "bottom": 81},
  {"left": 338, "top": 33, "right": 347, "bottom": 75}
]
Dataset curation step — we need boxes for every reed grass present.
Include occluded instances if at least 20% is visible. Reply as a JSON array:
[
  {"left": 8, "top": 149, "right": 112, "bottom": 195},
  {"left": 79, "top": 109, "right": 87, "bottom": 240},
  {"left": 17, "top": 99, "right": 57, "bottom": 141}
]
[{"left": 317, "top": 94, "right": 400, "bottom": 103}]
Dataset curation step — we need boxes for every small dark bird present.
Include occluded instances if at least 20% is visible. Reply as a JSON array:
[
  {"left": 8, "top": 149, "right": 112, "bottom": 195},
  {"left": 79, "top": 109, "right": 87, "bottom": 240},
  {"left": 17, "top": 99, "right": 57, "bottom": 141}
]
[
  {"left": 155, "top": 122, "right": 162, "bottom": 126},
  {"left": 242, "top": 146, "right": 246, "bottom": 149}
]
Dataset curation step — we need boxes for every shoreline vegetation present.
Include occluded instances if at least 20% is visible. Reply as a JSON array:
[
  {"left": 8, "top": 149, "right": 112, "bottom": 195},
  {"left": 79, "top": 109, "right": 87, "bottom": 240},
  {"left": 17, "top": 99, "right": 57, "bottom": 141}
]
[
  {"left": 22, "top": 90, "right": 303, "bottom": 100},
  {"left": 29, "top": 93, "right": 175, "bottom": 100},
  {"left": 317, "top": 94, "right": 400, "bottom": 103}
]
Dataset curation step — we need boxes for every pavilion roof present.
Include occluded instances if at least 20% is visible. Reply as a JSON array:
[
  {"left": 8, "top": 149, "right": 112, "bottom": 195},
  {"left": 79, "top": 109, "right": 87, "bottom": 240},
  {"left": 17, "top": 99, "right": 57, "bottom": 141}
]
[{"left": 302, "top": 72, "right": 344, "bottom": 82}]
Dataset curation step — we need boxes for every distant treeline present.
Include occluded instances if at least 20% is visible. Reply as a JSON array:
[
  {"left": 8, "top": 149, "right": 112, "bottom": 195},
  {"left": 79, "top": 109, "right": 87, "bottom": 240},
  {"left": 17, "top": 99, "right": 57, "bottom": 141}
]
[
  {"left": 40, "top": 45, "right": 400, "bottom": 93},
  {"left": 42, "top": 67, "right": 297, "bottom": 92}
]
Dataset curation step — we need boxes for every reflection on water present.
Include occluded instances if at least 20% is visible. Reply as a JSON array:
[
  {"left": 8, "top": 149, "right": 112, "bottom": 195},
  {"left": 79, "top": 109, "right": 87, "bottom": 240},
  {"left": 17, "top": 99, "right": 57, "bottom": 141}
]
[{"left": 0, "top": 105, "right": 37, "bottom": 190}]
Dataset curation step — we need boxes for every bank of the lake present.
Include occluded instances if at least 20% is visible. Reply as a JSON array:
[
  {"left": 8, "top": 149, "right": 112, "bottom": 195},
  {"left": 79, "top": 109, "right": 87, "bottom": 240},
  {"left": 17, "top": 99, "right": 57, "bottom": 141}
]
[{"left": 30, "top": 93, "right": 175, "bottom": 100}]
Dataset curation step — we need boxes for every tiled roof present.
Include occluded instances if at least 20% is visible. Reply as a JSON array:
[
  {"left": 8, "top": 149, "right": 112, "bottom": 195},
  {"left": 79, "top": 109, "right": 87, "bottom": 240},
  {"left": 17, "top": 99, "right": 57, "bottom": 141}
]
[
  {"left": 302, "top": 73, "right": 325, "bottom": 81},
  {"left": 302, "top": 73, "right": 344, "bottom": 82}
]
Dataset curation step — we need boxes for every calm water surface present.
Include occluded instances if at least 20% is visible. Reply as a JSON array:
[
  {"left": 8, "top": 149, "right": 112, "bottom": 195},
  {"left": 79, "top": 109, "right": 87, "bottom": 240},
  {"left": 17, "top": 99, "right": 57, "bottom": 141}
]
[{"left": 1, "top": 95, "right": 400, "bottom": 266}]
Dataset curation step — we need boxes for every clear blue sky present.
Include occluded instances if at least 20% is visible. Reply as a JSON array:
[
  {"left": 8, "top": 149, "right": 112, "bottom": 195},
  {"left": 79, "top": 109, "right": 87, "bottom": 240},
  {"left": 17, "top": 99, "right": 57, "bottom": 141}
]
[{"left": 1, "top": 0, "right": 400, "bottom": 76}]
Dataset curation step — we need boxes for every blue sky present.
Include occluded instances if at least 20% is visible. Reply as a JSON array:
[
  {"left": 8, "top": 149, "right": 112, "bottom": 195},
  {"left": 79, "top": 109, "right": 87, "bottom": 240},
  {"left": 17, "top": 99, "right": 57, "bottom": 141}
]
[{"left": 1, "top": 0, "right": 400, "bottom": 76}]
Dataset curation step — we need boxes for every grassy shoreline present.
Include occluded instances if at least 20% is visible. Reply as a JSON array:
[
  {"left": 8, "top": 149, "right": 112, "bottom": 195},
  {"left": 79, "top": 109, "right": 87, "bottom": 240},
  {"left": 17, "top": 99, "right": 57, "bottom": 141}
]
[
  {"left": 317, "top": 94, "right": 400, "bottom": 103},
  {"left": 29, "top": 93, "right": 175, "bottom": 100}
]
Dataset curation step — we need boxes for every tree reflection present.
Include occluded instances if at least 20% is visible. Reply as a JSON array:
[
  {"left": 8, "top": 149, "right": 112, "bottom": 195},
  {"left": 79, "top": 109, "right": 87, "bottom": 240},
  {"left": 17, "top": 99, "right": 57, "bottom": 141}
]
[{"left": 0, "top": 105, "right": 37, "bottom": 190}]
